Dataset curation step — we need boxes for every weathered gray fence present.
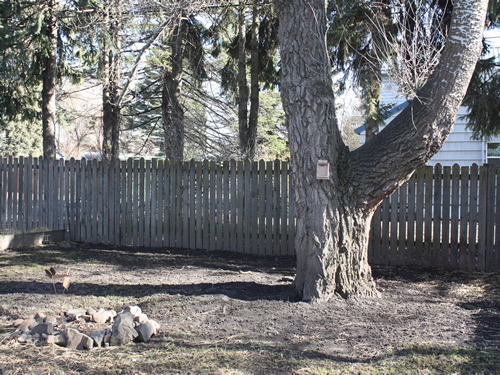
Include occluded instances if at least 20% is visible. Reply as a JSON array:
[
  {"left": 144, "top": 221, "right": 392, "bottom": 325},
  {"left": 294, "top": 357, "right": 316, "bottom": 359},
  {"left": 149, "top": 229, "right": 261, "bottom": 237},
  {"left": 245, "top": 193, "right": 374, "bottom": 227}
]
[
  {"left": 0, "top": 156, "right": 499, "bottom": 271},
  {"left": 369, "top": 164, "right": 499, "bottom": 272},
  {"left": 0, "top": 156, "right": 295, "bottom": 256}
]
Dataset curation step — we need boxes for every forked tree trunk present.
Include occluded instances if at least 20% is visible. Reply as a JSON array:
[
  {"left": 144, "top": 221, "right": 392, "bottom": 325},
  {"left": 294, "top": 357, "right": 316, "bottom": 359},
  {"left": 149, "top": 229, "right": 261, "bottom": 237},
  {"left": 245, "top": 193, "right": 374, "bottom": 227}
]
[
  {"left": 162, "top": 19, "right": 186, "bottom": 161},
  {"left": 41, "top": 0, "right": 57, "bottom": 159},
  {"left": 274, "top": 0, "right": 488, "bottom": 301}
]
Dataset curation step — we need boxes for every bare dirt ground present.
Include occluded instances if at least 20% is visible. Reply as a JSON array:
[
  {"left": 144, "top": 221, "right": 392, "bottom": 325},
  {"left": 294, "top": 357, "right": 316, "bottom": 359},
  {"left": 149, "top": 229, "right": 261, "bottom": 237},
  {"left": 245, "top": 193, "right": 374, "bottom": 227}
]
[{"left": 0, "top": 243, "right": 498, "bottom": 374}]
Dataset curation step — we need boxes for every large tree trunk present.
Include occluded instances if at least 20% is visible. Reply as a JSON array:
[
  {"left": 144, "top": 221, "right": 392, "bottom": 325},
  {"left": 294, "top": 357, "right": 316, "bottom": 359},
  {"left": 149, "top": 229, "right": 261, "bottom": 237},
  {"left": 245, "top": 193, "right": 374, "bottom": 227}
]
[
  {"left": 237, "top": 2, "right": 249, "bottom": 158},
  {"left": 274, "top": 0, "right": 488, "bottom": 302},
  {"left": 247, "top": 0, "right": 260, "bottom": 160},
  {"left": 41, "top": 0, "right": 57, "bottom": 159},
  {"left": 162, "top": 19, "right": 185, "bottom": 161},
  {"left": 102, "top": 0, "right": 121, "bottom": 162}
]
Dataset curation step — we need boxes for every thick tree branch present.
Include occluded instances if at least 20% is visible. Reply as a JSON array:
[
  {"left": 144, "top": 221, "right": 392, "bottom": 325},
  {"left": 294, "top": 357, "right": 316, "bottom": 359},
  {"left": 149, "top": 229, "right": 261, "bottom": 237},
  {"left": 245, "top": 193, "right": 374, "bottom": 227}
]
[{"left": 349, "top": 0, "right": 489, "bottom": 211}]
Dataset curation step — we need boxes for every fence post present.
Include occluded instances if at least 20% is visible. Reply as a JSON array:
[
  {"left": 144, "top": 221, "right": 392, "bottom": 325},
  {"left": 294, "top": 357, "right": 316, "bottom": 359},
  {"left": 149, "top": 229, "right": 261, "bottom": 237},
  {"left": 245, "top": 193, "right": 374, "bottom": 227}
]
[{"left": 477, "top": 166, "right": 488, "bottom": 271}]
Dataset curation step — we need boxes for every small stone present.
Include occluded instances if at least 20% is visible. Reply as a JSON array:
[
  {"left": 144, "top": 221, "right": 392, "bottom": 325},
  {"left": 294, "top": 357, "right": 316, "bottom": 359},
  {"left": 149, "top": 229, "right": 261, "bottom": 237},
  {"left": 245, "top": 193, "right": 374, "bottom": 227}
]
[
  {"left": 44, "top": 316, "right": 58, "bottom": 325},
  {"left": 149, "top": 319, "right": 160, "bottom": 332},
  {"left": 81, "top": 314, "right": 93, "bottom": 322},
  {"left": 31, "top": 323, "right": 53, "bottom": 336},
  {"left": 134, "top": 322, "right": 155, "bottom": 343},
  {"left": 104, "top": 331, "right": 112, "bottom": 347},
  {"left": 18, "top": 333, "right": 31, "bottom": 343},
  {"left": 66, "top": 310, "right": 87, "bottom": 321},
  {"left": 12, "top": 319, "right": 24, "bottom": 327},
  {"left": 32, "top": 333, "right": 41, "bottom": 341},
  {"left": 91, "top": 310, "right": 114, "bottom": 324},
  {"left": 86, "top": 308, "right": 97, "bottom": 315},
  {"left": 65, "top": 328, "right": 94, "bottom": 350},
  {"left": 34, "top": 311, "right": 46, "bottom": 321},
  {"left": 109, "top": 312, "right": 138, "bottom": 346},
  {"left": 123, "top": 306, "right": 142, "bottom": 317},
  {"left": 134, "top": 313, "right": 149, "bottom": 324},
  {"left": 46, "top": 334, "right": 67, "bottom": 346}
]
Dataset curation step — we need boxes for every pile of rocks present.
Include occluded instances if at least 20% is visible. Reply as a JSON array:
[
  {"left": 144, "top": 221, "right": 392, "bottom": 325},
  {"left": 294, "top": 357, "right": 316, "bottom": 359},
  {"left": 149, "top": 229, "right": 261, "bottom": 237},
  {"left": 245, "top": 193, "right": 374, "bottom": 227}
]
[{"left": 9, "top": 306, "right": 160, "bottom": 350}]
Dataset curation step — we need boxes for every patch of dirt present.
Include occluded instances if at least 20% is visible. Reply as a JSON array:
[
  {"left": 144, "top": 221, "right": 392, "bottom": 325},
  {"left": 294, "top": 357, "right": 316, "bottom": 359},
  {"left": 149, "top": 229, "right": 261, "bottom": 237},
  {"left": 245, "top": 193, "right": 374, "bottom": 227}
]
[{"left": 0, "top": 243, "right": 498, "bottom": 372}]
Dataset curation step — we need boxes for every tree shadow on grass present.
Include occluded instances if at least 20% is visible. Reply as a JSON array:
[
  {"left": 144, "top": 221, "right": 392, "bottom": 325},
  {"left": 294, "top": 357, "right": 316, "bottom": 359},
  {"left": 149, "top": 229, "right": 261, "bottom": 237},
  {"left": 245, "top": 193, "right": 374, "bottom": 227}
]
[
  {"left": 0, "top": 243, "right": 296, "bottom": 275},
  {"left": 0, "top": 280, "right": 296, "bottom": 301}
]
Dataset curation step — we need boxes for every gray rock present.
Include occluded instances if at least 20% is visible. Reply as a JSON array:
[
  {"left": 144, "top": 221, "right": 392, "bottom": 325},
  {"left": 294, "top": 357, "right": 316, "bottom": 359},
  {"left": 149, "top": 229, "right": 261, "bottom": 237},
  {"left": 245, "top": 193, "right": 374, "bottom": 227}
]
[
  {"left": 65, "top": 328, "right": 94, "bottom": 350},
  {"left": 18, "top": 318, "right": 36, "bottom": 333},
  {"left": 46, "top": 334, "right": 67, "bottom": 346},
  {"left": 134, "top": 322, "right": 155, "bottom": 343},
  {"left": 30, "top": 323, "right": 53, "bottom": 336},
  {"left": 91, "top": 329, "right": 110, "bottom": 348},
  {"left": 109, "top": 312, "right": 138, "bottom": 346}
]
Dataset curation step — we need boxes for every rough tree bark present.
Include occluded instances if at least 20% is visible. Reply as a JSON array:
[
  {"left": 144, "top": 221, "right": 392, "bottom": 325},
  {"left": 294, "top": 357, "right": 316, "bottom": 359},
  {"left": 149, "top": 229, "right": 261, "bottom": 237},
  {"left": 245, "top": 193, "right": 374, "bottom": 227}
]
[
  {"left": 102, "top": 0, "right": 121, "bottom": 162},
  {"left": 247, "top": 0, "right": 260, "bottom": 160},
  {"left": 237, "top": 1, "right": 250, "bottom": 159},
  {"left": 41, "top": 0, "right": 57, "bottom": 159},
  {"left": 162, "top": 19, "right": 186, "bottom": 161},
  {"left": 274, "top": 0, "right": 488, "bottom": 301}
]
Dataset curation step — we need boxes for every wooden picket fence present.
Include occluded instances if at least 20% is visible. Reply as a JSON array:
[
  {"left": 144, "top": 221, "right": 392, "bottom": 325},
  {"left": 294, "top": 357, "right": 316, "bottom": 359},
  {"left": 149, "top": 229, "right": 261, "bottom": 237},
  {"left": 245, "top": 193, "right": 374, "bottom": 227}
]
[
  {"left": 0, "top": 156, "right": 295, "bottom": 256},
  {"left": 369, "top": 164, "right": 499, "bottom": 272},
  {"left": 0, "top": 156, "right": 499, "bottom": 271}
]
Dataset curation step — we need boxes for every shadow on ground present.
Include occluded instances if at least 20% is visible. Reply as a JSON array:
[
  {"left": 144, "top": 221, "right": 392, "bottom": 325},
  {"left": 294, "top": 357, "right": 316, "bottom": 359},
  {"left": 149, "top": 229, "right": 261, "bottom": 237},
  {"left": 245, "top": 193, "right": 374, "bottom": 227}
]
[{"left": 0, "top": 280, "right": 295, "bottom": 301}]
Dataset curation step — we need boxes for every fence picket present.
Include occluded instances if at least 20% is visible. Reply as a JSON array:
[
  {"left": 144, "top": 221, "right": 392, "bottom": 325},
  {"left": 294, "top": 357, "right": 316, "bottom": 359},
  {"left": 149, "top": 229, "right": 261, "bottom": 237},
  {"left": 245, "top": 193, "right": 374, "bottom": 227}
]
[
  {"left": 251, "top": 161, "right": 259, "bottom": 255},
  {"left": 469, "top": 164, "right": 479, "bottom": 269},
  {"left": 209, "top": 161, "right": 217, "bottom": 251},
  {"left": 139, "top": 158, "right": 146, "bottom": 247},
  {"left": 459, "top": 166, "right": 469, "bottom": 269},
  {"left": 477, "top": 166, "right": 488, "bottom": 271},
  {"left": 424, "top": 166, "right": 433, "bottom": 266},
  {"left": 450, "top": 165, "right": 460, "bottom": 269},
  {"left": 230, "top": 160, "right": 237, "bottom": 252},
  {"left": 442, "top": 166, "right": 451, "bottom": 267},
  {"left": 190, "top": 160, "right": 197, "bottom": 250},
  {"left": 222, "top": 161, "right": 230, "bottom": 251},
  {"left": 144, "top": 160, "right": 152, "bottom": 247},
  {"left": 390, "top": 188, "right": 398, "bottom": 265},
  {"left": 398, "top": 179, "right": 407, "bottom": 265},
  {"left": 433, "top": 164, "right": 442, "bottom": 265},
  {"left": 485, "top": 166, "right": 496, "bottom": 272}
]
